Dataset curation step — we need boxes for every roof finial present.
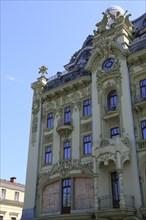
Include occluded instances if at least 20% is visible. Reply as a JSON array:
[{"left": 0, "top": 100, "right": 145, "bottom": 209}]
[{"left": 38, "top": 65, "right": 48, "bottom": 77}]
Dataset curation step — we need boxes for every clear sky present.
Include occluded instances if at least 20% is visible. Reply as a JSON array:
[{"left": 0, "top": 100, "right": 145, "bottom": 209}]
[{"left": 1, "top": 0, "right": 146, "bottom": 184}]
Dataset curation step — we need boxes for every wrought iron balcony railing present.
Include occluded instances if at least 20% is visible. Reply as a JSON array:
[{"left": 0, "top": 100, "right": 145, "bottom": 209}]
[{"left": 98, "top": 195, "right": 135, "bottom": 210}]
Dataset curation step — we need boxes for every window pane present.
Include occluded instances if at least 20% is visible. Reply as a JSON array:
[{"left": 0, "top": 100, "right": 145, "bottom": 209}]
[
  {"left": 62, "top": 179, "right": 71, "bottom": 208},
  {"left": 1, "top": 189, "right": 6, "bottom": 199},
  {"left": 83, "top": 99, "right": 91, "bottom": 116},
  {"left": 64, "top": 141, "right": 71, "bottom": 159},
  {"left": 111, "top": 127, "right": 119, "bottom": 138},
  {"left": 14, "top": 192, "right": 19, "bottom": 201},
  {"left": 45, "top": 146, "right": 52, "bottom": 164},
  {"left": 108, "top": 90, "right": 117, "bottom": 110},
  {"left": 64, "top": 107, "right": 71, "bottom": 124},
  {"left": 141, "top": 120, "right": 146, "bottom": 139},
  {"left": 47, "top": 113, "right": 53, "bottom": 128},
  {"left": 140, "top": 79, "right": 146, "bottom": 99},
  {"left": 84, "top": 135, "right": 92, "bottom": 154}
]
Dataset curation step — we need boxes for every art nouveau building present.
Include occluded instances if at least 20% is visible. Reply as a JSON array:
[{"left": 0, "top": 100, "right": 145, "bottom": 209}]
[
  {"left": 22, "top": 6, "right": 146, "bottom": 220},
  {"left": 0, "top": 177, "right": 25, "bottom": 220}
]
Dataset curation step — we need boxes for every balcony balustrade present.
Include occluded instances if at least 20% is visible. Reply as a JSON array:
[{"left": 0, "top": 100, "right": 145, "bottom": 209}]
[
  {"left": 103, "top": 105, "right": 119, "bottom": 120},
  {"left": 98, "top": 194, "right": 135, "bottom": 210},
  {"left": 56, "top": 118, "right": 73, "bottom": 137},
  {"left": 0, "top": 198, "right": 23, "bottom": 207},
  {"left": 104, "top": 105, "right": 117, "bottom": 113},
  {"left": 137, "top": 139, "right": 146, "bottom": 151}
]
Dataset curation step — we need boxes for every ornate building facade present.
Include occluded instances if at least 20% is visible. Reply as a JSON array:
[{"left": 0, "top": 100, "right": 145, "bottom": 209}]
[
  {"left": 22, "top": 6, "right": 146, "bottom": 220},
  {"left": 0, "top": 177, "right": 25, "bottom": 220}
]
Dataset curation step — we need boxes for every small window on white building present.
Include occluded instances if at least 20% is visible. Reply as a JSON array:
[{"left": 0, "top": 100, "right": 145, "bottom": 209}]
[
  {"left": 1, "top": 189, "right": 6, "bottom": 199},
  {"left": 0, "top": 216, "right": 3, "bottom": 220},
  {"left": 11, "top": 218, "right": 16, "bottom": 220},
  {"left": 14, "top": 191, "right": 19, "bottom": 201}
]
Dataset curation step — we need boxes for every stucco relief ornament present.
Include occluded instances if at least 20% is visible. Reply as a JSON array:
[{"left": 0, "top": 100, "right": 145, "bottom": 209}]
[
  {"left": 43, "top": 101, "right": 55, "bottom": 112},
  {"left": 97, "top": 56, "right": 121, "bottom": 81},
  {"left": 32, "top": 100, "right": 40, "bottom": 114},
  {"left": 49, "top": 159, "right": 93, "bottom": 177}
]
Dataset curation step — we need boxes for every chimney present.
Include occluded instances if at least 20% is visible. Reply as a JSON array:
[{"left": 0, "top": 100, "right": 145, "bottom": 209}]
[{"left": 10, "top": 177, "right": 16, "bottom": 183}]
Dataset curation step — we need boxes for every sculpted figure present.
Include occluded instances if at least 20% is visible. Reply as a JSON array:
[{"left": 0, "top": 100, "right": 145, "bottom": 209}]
[{"left": 95, "top": 12, "right": 108, "bottom": 33}]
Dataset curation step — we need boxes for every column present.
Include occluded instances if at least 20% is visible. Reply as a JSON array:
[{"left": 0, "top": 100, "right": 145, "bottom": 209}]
[
  {"left": 118, "top": 169, "right": 126, "bottom": 208},
  {"left": 93, "top": 157, "right": 99, "bottom": 209}
]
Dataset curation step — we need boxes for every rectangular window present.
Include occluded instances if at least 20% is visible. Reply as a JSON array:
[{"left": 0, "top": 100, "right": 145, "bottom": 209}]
[
  {"left": 83, "top": 99, "right": 91, "bottom": 116},
  {"left": 1, "top": 189, "right": 6, "bottom": 199},
  {"left": 64, "top": 141, "right": 71, "bottom": 159},
  {"left": 45, "top": 146, "right": 52, "bottom": 164},
  {"left": 11, "top": 218, "right": 16, "bottom": 220},
  {"left": 62, "top": 179, "right": 71, "bottom": 214},
  {"left": 140, "top": 79, "right": 146, "bottom": 100},
  {"left": 47, "top": 113, "right": 53, "bottom": 128},
  {"left": 64, "top": 106, "right": 71, "bottom": 125},
  {"left": 0, "top": 216, "right": 3, "bottom": 220},
  {"left": 14, "top": 191, "right": 19, "bottom": 201},
  {"left": 111, "top": 172, "right": 120, "bottom": 208},
  {"left": 111, "top": 127, "right": 119, "bottom": 138},
  {"left": 141, "top": 120, "right": 146, "bottom": 139},
  {"left": 83, "top": 135, "right": 92, "bottom": 155}
]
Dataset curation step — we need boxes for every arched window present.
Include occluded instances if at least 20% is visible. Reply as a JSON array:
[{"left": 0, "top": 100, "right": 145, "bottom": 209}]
[{"left": 107, "top": 90, "right": 117, "bottom": 111}]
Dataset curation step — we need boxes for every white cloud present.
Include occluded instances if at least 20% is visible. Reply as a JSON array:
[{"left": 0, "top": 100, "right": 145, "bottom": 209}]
[
  {"left": 6, "top": 76, "right": 25, "bottom": 84},
  {"left": 6, "top": 76, "right": 15, "bottom": 81}
]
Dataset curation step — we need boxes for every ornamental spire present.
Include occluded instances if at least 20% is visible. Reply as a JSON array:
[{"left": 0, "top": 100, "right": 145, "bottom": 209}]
[{"left": 38, "top": 65, "right": 48, "bottom": 77}]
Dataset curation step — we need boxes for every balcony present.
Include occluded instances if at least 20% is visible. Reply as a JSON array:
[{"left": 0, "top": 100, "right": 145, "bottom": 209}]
[
  {"left": 0, "top": 198, "right": 23, "bottom": 208},
  {"left": 56, "top": 118, "right": 73, "bottom": 137},
  {"left": 95, "top": 195, "right": 136, "bottom": 220},
  {"left": 134, "top": 94, "right": 146, "bottom": 110},
  {"left": 137, "top": 139, "right": 146, "bottom": 151},
  {"left": 92, "top": 137, "right": 131, "bottom": 167},
  {"left": 96, "top": 195, "right": 136, "bottom": 219},
  {"left": 103, "top": 105, "right": 119, "bottom": 120},
  {"left": 98, "top": 195, "right": 135, "bottom": 210}
]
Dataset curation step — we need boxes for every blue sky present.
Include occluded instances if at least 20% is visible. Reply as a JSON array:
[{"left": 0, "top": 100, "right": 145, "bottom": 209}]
[{"left": 1, "top": 0, "right": 146, "bottom": 184}]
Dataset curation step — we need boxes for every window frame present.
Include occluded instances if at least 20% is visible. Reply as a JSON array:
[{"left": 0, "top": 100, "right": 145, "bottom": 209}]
[
  {"left": 107, "top": 90, "right": 117, "bottom": 111},
  {"left": 14, "top": 191, "right": 19, "bottom": 201},
  {"left": 83, "top": 99, "right": 91, "bottom": 116},
  {"left": 140, "top": 79, "right": 146, "bottom": 100},
  {"left": 63, "top": 141, "right": 71, "bottom": 159},
  {"left": 64, "top": 106, "right": 71, "bottom": 125},
  {"left": 83, "top": 135, "right": 92, "bottom": 155},
  {"left": 111, "top": 127, "right": 119, "bottom": 138},
  {"left": 111, "top": 172, "right": 120, "bottom": 208},
  {"left": 1, "top": 188, "right": 6, "bottom": 199},
  {"left": 45, "top": 146, "right": 52, "bottom": 164},
  {"left": 141, "top": 120, "right": 146, "bottom": 139},
  {"left": 47, "top": 113, "right": 53, "bottom": 128},
  {"left": 62, "top": 179, "right": 71, "bottom": 214}
]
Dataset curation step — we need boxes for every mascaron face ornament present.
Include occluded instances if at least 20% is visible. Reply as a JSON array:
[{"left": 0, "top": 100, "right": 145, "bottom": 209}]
[{"left": 102, "top": 58, "right": 115, "bottom": 70}]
